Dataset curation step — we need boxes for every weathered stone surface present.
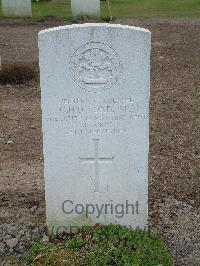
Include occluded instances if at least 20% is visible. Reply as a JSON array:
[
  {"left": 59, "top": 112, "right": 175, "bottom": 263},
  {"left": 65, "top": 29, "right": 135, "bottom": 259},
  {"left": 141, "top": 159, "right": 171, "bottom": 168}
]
[
  {"left": 7, "top": 225, "right": 18, "bottom": 237},
  {"left": 2, "top": 0, "right": 32, "bottom": 17},
  {"left": 39, "top": 24, "right": 151, "bottom": 233},
  {"left": 0, "top": 242, "right": 6, "bottom": 255},
  {"left": 16, "top": 243, "right": 26, "bottom": 254},
  {"left": 71, "top": 0, "right": 100, "bottom": 17},
  {"left": 6, "top": 238, "right": 18, "bottom": 249},
  {"left": 0, "top": 223, "right": 45, "bottom": 256}
]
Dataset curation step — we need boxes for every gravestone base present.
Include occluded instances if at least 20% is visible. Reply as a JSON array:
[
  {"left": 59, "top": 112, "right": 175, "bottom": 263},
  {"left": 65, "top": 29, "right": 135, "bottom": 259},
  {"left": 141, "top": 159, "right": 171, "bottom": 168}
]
[{"left": 47, "top": 192, "right": 148, "bottom": 234}]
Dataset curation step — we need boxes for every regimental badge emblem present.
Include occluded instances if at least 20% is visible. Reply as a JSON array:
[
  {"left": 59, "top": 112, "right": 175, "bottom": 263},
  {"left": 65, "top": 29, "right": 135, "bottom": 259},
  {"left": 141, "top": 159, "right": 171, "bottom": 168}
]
[{"left": 70, "top": 42, "right": 122, "bottom": 92}]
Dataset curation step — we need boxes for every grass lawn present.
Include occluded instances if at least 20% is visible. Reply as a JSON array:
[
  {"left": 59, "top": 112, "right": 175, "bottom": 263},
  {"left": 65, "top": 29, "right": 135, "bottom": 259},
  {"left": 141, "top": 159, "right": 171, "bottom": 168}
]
[
  {"left": 0, "top": 0, "right": 200, "bottom": 19},
  {"left": 23, "top": 224, "right": 172, "bottom": 265}
]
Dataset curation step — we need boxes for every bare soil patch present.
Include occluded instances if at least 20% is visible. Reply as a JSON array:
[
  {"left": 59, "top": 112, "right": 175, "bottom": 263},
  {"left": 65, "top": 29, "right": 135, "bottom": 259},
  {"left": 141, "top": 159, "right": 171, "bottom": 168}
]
[
  {"left": 0, "top": 65, "right": 38, "bottom": 85},
  {"left": 0, "top": 19, "right": 200, "bottom": 265}
]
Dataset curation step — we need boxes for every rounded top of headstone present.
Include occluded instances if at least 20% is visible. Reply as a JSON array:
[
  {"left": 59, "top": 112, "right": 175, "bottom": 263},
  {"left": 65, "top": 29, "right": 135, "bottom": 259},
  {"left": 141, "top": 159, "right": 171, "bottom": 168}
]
[
  {"left": 38, "top": 23, "right": 151, "bottom": 36},
  {"left": 38, "top": 23, "right": 151, "bottom": 93}
]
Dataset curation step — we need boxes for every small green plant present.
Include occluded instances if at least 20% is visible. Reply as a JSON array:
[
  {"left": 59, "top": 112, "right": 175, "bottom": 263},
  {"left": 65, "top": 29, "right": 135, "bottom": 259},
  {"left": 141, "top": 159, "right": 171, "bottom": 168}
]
[
  {"left": 23, "top": 242, "right": 55, "bottom": 264},
  {"left": 23, "top": 224, "right": 172, "bottom": 265},
  {"left": 100, "top": 15, "right": 111, "bottom": 22},
  {"left": 67, "top": 16, "right": 79, "bottom": 23},
  {"left": 32, "top": 234, "right": 42, "bottom": 243},
  {"left": 82, "top": 225, "right": 172, "bottom": 265},
  {"left": 64, "top": 236, "right": 86, "bottom": 249}
]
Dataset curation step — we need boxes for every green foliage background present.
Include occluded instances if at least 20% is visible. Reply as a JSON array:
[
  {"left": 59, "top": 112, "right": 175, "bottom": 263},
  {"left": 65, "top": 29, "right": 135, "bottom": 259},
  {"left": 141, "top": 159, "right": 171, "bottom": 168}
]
[{"left": 0, "top": 0, "right": 200, "bottom": 19}]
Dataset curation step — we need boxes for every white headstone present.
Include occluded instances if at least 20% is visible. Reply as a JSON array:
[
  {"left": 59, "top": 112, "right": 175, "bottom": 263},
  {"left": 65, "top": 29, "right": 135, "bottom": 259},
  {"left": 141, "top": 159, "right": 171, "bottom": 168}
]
[
  {"left": 39, "top": 24, "right": 151, "bottom": 233},
  {"left": 2, "top": 0, "right": 32, "bottom": 17},
  {"left": 71, "top": 0, "right": 100, "bottom": 17}
]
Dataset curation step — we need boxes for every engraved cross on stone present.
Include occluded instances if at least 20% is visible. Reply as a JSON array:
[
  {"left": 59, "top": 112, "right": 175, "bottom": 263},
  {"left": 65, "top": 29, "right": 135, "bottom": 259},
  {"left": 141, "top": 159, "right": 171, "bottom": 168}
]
[{"left": 79, "top": 139, "right": 114, "bottom": 192}]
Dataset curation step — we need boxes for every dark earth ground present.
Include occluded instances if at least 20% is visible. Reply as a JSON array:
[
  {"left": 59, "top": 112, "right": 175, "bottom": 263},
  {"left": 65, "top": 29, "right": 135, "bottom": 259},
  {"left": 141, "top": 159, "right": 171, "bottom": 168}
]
[{"left": 0, "top": 19, "right": 200, "bottom": 265}]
